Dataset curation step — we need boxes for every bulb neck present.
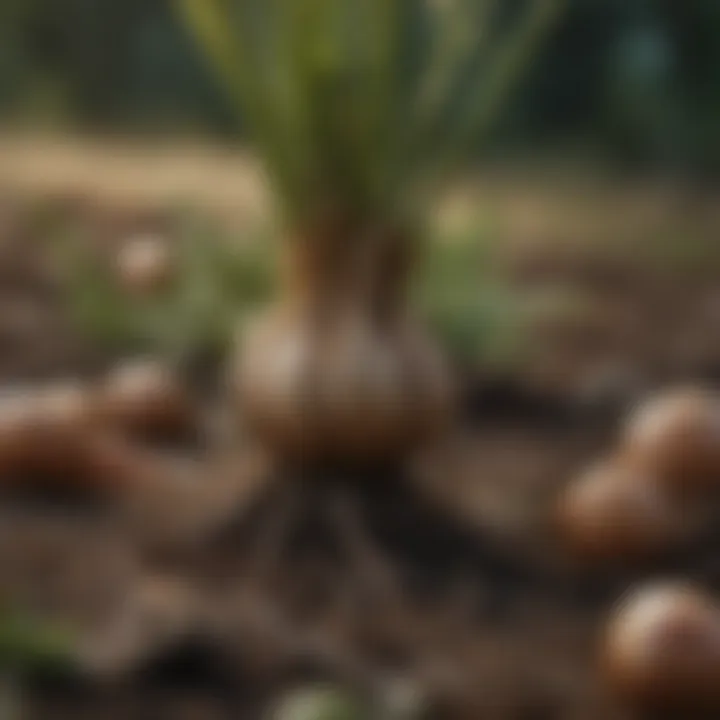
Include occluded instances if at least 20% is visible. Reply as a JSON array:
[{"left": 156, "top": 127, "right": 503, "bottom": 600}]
[{"left": 280, "top": 220, "right": 416, "bottom": 328}]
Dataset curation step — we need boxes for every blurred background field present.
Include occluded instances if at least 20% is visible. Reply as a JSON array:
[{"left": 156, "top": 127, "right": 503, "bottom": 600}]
[
  {"left": 2, "top": 134, "right": 720, "bottom": 398},
  {"left": 1, "top": 1, "right": 720, "bottom": 719},
  {"left": 3, "top": 0, "right": 720, "bottom": 174},
  {"left": 1, "top": 0, "right": 720, "bottom": 388}
]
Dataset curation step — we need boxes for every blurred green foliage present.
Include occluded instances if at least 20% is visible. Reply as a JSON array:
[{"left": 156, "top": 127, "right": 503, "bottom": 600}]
[
  {"left": 176, "top": 0, "right": 561, "bottom": 225},
  {"left": 272, "top": 686, "right": 370, "bottom": 720},
  {"left": 0, "top": 606, "right": 76, "bottom": 675},
  {"left": 61, "top": 213, "right": 276, "bottom": 361},
  {"left": 418, "top": 218, "right": 529, "bottom": 370},
  {"left": 1, "top": 0, "right": 719, "bottom": 174},
  {"left": 61, "top": 210, "right": 529, "bottom": 369}
]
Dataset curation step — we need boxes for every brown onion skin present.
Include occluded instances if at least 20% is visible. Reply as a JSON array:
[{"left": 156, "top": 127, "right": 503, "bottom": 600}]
[
  {"left": 0, "top": 390, "right": 43, "bottom": 475},
  {"left": 0, "top": 381, "right": 197, "bottom": 498},
  {"left": 555, "top": 457, "right": 689, "bottom": 564},
  {"left": 234, "top": 308, "right": 320, "bottom": 463},
  {"left": 94, "top": 360, "right": 195, "bottom": 440},
  {"left": 232, "top": 227, "right": 455, "bottom": 469},
  {"left": 602, "top": 583, "right": 720, "bottom": 715},
  {"left": 233, "top": 308, "right": 454, "bottom": 468},
  {"left": 29, "top": 383, "right": 98, "bottom": 477},
  {"left": 0, "top": 383, "right": 98, "bottom": 486},
  {"left": 622, "top": 387, "right": 720, "bottom": 498}
]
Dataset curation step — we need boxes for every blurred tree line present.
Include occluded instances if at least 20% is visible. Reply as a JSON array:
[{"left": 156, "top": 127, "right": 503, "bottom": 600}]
[{"left": 1, "top": 0, "right": 719, "bottom": 175}]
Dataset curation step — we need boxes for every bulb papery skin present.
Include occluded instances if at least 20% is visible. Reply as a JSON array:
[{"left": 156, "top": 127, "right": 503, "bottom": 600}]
[
  {"left": 318, "top": 316, "right": 406, "bottom": 458},
  {"left": 623, "top": 387, "right": 720, "bottom": 496},
  {"left": 603, "top": 583, "right": 720, "bottom": 714},
  {"left": 556, "top": 458, "right": 689, "bottom": 563},
  {"left": 231, "top": 232, "right": 455, "bottom": 468}
]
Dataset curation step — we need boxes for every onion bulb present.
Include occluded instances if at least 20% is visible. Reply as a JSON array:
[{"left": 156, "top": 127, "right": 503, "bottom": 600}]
[
  {"left": 235, "top": 308, "right": 320, "bottom": 461},
  {"left": 0, "top": 388, "right": 45, "bottom": 475},
  {"left": 623, "top": 387, "right": 720, "bottom": 497},
  {"left": 0, "top": 382, "right": 96, "bottom": 484},
  {"left": 318, "top": 317, "right": 408, "bottom": 461},
  {"left": 602, "top": 582, "right": 720, "bottom": 714},
  {"left": 232, "top": 231, "right": 454, "bottom": 467},
  {"left": 29, "top": 382, "right": 98, "bottom": 476},
  {"left": 555, "top": 457, "right": 689, "bottom": 563},
  {"left": 233, "top": 308, "right": 453, "bottom": 466},
  {"left": 95, "top": 359, "right": 195, "bottom": 440}
]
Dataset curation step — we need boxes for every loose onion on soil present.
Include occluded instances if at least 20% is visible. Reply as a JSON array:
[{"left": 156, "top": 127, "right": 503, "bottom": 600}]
[
  {"left": 623, "top": 387, "right": 720, "bottom": 497},
  {"left": 94, "top": 359, "right": 195, "bottom": 440},
  {"left": 602, "top": 582, "right": 720, "bottom": 715},
  {"left": 0, "top": 382, "right": 98, "bottom": 485},
  {"left": 0, "top": 372, "right": 193, "bottom": 495},
  {"left": 555, "top": 457, "right": 690, "bottom": 563}
]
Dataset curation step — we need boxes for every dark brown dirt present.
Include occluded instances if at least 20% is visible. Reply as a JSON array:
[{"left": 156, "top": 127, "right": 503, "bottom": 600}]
[{"left": 0, "top": 193, "right": 719, "bottom": 720}]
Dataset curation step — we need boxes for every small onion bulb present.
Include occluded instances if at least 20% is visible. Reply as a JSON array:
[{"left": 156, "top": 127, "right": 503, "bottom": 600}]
[
  {"left": 0, "top": 382, "right": 96, "bottom": 484},
  {"left": 95, "top": 359, "right": 195, "bottom": 440},
  {"left": 623, "top": 387, "right": 720, "bottom": 497},
  {"left": 556, "top": 458, "right": 689, "bottom": 563},
  {"left": 602, "top": 582, "right": 720, "bottom": 714}
]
